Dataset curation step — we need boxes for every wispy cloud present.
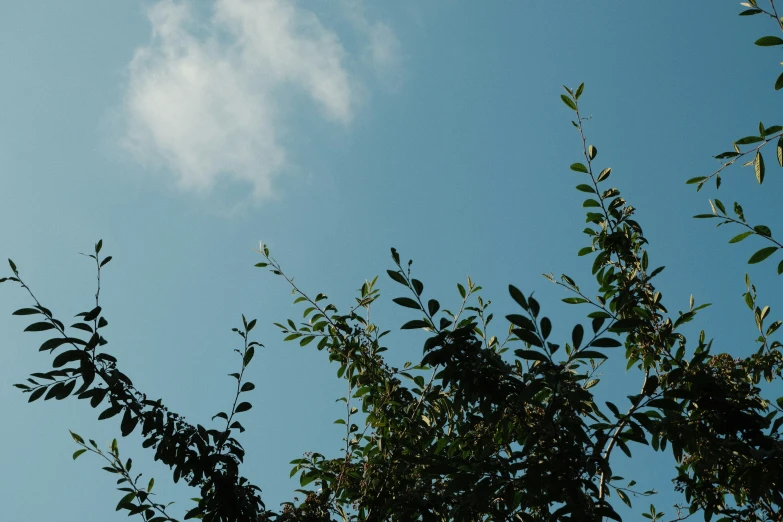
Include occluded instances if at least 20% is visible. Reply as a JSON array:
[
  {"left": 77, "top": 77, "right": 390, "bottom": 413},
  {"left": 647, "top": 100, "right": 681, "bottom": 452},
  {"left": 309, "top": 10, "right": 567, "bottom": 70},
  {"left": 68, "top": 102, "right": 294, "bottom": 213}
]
[{"left": 121, "top": 0, "right": 399, "bottom": 200}]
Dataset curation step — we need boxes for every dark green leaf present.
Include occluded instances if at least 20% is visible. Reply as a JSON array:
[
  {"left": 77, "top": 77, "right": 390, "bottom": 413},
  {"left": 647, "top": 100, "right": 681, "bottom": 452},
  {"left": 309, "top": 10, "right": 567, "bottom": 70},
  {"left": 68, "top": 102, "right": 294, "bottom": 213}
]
[
  {"left": 507, "top": 314, "right": 535, "bottom": 330},
  {"left": 754, "top": 225, "right": 771, "bottom": 236},
  {"left": 235, "top": 402, "right": 252, "bottom": 413},
  {"left": 243, "top": 346, "right": 255, "bottom": 366},
  {"left": 576, "top": 184, "right": 596, "bottom": 193},
  {"left": 28, "top": 387, "right": 46, "bottom": 402},
  {"left": 508, "top": 285, "right": 528, "bottom": 310},
  {"left": 573, "top": 350, "right": 608, "bottom": 360},
  {"left": 401, "top": 319, "right": 429, "bottom": 330},
  {"left": 513, "top": 329, "right": 543, "bottom": 348},
  {"left": 686, "top": 176, "right": 708, "bottom": 185},
  {"left": 53, "top": 350, "right": 85, "bottom": 368},
  {"left": 748, "top": 246, "right": 778, "bottom": 264},
  {"left": 24, "top": 322, "right": 56, "bottom": 332},
  {"left": 562, "top": 297, "right": 589, "bottom": 304},
  {"left": 560, "top": 94, "right": 577, "bottom": 110},
  {"left": 393, "top": 297, "right": 420, "bottom": 310},
  {"left": 70, "top": 323, "right": 93, "bottom": 333},
  {"left": 597, "top": 168, "right": 612, "bottom": 182},
  {"left": 514, "top": 349, "right": 548, "bottom": 362},
  {"left": 755, "top": 36, "right": 783, "bottom": 46},
  {"left": 572, "top": 324, "right": 584, "bottom": 350},
  {"left": 540, "top": 317, "right": 552, "bottom": 339},
  {"left": 570, "top": 163, "right": 588, "bottom": 173},
  {"left": 98, "top": 406, "right": 122, "bottom": 420},
  {"left": 73, "top": 449, "right": 87, "bottom": 460},
  {"left": 121, "top": 409, "right": 139, "bottom": 437},
  {"left": 13, "top": 308, "right": 40, "bottom": 316},
  {"left": 735, "top": 135, "right": 762, "bottom": 145},
  {"left": 590, "top": 337, "right": 622, "bottom": 348}
]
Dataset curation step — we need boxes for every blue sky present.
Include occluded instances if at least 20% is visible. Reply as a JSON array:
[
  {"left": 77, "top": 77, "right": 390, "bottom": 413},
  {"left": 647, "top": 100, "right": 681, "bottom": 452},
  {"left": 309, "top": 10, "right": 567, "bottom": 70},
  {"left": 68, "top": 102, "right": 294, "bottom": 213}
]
[{"left": 2, "top": 1, "right": 782, "bottom": 520}]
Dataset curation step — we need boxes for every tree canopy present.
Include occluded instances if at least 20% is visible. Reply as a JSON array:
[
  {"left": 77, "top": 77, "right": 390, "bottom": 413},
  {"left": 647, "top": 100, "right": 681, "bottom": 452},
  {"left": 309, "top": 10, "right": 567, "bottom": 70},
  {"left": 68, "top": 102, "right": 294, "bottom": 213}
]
[{"left": 4, "top": 3, "right": 783, "bottom": 522}]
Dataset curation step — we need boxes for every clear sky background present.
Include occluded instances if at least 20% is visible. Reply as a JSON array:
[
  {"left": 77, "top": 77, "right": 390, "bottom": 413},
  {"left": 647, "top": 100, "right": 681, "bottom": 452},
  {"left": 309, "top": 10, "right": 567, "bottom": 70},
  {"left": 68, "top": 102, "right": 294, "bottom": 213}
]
[{"left": 1, "top": 1, "right": 782, "bottom": 520}]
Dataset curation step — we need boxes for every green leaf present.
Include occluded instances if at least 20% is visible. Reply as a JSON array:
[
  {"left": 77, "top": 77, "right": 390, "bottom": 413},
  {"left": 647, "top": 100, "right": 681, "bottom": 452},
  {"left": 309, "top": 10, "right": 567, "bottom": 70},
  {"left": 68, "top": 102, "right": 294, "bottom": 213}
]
[
  {"left": 778, "top": 136, "right": 783, "bottom": 166},
  {"left": 393, "top": 297, "right": 421, "bottom": 310},
  {"left": 686, "top": 176, "right": 708, "bottom": 185},
  {"left": 72, "top": 449, "right": 87, "bottom": 460},
  {"left": 755, "top": 36, "right": 783, "bottom": 46},
  {"left": 575, "top": 184, "right": 596, "bottom": 193},
  {"left": 577, "top": 247, "right": 594, "bottom": 256},
  {"left": 729, "top": 231, "right": 754, "bottom": 243},
  {"left": 739, "top": 8, "right": 763, "bottom": 15},
  {"left": 560, "top": 94, "right": 577, "bottom": 110},
  {"left": 755, "top": 151, "right": 765, "bottom": 183},
  {"left": 597, "top": 168, "right": 612, "bottom": 182},
  {"left": 575, "top": 82, "right": 584, "bottom": 99},
  {"left": 241, "top": 382, "right": 255, "bottom": 392},
  {"left": 570, "top": 163, "right": 588, "bottom": 173},
  {"left": 748, "top": 246, "right": 778, "bottom": 264},
  {"left": 583, "top": 199, "right": 600, "bottom": 208},
  {"left": 778, "top": 259, "right": 783, "bottom": 275},
  {"left": 562, "top": 297, "right": 588, "bottom": 304}
]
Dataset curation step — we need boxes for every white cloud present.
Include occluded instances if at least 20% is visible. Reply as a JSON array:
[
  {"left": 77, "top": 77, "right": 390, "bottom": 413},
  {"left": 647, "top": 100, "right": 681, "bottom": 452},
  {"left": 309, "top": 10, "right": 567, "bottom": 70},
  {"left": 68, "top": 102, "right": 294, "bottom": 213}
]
[{"left": 122, "top": 0, "right": 399, "bottom": 200}]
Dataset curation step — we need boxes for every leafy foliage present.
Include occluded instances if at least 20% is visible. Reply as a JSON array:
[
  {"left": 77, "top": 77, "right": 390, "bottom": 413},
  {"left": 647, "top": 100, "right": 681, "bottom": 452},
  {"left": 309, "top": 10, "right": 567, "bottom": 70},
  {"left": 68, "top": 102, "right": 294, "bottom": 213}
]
[{"left": 4, "top": 3, "right": 783, "bottom": 522}]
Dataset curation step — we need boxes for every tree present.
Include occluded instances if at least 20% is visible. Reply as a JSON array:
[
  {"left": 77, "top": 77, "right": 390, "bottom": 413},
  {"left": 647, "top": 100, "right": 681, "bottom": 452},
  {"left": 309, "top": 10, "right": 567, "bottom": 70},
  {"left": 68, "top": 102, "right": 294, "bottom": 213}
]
[{"left": 3, "top": 3, "right": 783, "bottom": 522}]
